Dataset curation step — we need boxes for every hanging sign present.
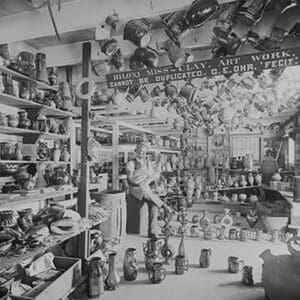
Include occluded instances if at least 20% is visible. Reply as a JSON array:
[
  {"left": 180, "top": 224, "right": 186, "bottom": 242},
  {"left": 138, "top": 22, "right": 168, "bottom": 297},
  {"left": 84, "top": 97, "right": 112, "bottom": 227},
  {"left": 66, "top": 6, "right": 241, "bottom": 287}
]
[{"left": 106, "top": 47, "right": 300, "bottom": 88}]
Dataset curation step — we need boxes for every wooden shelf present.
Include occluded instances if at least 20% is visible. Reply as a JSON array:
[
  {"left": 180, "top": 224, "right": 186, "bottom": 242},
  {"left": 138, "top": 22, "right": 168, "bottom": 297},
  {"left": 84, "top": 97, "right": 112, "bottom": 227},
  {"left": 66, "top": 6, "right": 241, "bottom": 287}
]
[
  {"left": 0, "top": 187, "right": 78, "bottom": 209},
  {"left": 0, "top": 126, "right": 69, "bottom": 140},
  {"left": 0, "top": 218, "right": 88, "bottom": 271},
  {"left": 204, "top": 185, "right": 262, "bottom": 193},
  {"left": 0, "top": 160, "right": 70, "bottom": 164},
  {"left": 0, "top": 93, "right": 74, "bottom": 118},
  {"left": 117, "top": 144, "right": 181, "bottom": 154},
  {"left": 0, "top": 66, "right": 58, "bottom": 91}
]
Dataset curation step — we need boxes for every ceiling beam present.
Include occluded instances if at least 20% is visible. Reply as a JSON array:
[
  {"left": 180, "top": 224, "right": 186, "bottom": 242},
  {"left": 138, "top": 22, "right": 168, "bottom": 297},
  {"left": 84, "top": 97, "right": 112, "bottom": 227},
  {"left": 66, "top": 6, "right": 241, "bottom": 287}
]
[{"left": 0, "top": 0, "right": 235, "bottom": 44}]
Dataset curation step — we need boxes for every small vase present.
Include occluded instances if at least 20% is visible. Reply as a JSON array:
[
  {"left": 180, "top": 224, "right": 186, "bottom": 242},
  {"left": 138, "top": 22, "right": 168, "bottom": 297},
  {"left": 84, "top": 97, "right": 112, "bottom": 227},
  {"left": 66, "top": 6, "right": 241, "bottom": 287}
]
[
  {"left": 199, "top": 211, "right": 210, "bottom": 230},
  {"left": 220, "top": 208, "right": 233, "bottom": 227},
  {"left": 271, "top": 173, "right": 281, "bottom": 181},
  {"left": 240, "top": 175, "right": 247, "bottom": 187},
  {"left": 255, "top": 173, "right": 262, "bottom": 185},
  {"left": 248, "top": 173, "right": 254, "bottom": 186},
  {"left": 123, "top": 247, "right": 138, "bottom": 281},
  {"left": 60, "top": 145, "right": 70, "bottom": 162},
  {"left": 199, "top": 248, "right": 212, "bottom": 268},
  {"left": 105, "top": 252, "right": 120, "bottom": 290},
  {"left": 51, "top": 142, "right": 61, "bottom": 162},
  {"left": 14, "top": 143, "right": 23, "bottom": 160},
  {"left": 195, "top": 188, "right": 202, "bottom": 202}
]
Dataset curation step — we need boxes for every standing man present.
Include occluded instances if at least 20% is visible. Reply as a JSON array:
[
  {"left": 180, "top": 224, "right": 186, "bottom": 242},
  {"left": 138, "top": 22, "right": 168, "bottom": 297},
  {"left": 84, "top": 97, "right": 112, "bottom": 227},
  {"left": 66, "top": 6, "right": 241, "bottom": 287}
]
[{"left": 126, "top": 143, "right": 171, "bottom": 238}]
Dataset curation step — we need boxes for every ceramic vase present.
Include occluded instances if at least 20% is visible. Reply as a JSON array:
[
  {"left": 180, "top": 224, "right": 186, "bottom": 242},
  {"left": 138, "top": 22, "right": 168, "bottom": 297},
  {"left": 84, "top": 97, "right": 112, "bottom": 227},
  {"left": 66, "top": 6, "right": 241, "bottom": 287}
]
[
  {"left": 88, "top": 257, "right": 104, "bottom": 297},
  {"left": 240, "top": 175, "right": 247, "bottom": 187},
  {"left": 255, "top": 173, "right": 262, "bottom": 185},
  {"left": 199, "top": 211, "right": 210, "bottom": 230},
  {"left": 52, "top": 142, "right": 61, "bottom": 162},
  {"left": 123, "top": 19, "right": 152, "bottom": 47},
  {"left": 123, "top": 247, "right": 138, "bottom": 281},
  {"left": 18, "top": 111, "right": 31, "bottom": 129},
  {"left": 220, "top": 208, "right": 233, "bottom": 227},
  {"left": 199, "top": 248, "right": 212, "bottom": 268},
  {"left": 248, "top": 173, "right": 254, "bottom": 186},
  {"left": 105, "top": 252, "right": 120, "bottom": 290}
]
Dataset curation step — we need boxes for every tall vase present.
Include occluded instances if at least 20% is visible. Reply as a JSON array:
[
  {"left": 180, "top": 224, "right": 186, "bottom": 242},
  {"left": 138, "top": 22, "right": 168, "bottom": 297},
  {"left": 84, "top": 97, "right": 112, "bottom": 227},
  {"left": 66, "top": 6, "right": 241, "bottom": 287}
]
[
  {"left": 248, "top": 173, "right": 254, "bottom": 186},
  {"left": 255, "top": 173, "right": 262, "bottom": 186},
  {"left": 178, "top": 234, "right": 186, "bottom": 257},
  {"left": 105, "top": 252, "right": 120, "bottom": 290},
  {"left": 51, "top": 142, "right": 61, "bottom": 162},
  {"left": 199, "top": 211, "right": 210, "bottom": 230}
]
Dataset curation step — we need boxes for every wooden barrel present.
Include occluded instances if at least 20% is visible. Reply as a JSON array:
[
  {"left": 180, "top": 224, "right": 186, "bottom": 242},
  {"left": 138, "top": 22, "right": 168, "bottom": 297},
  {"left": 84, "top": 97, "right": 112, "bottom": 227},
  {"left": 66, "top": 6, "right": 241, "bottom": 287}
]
[
  {"left": 94, "top": 190, "right": 127, "bottom": 241},
  {"left": 294, "top": 176, "right": 300, "bottom": 203}
]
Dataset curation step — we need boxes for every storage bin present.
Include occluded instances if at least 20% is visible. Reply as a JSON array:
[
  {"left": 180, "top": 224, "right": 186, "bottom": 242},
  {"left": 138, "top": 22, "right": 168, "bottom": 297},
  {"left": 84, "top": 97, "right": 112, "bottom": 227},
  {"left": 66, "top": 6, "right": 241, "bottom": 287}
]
[
  {"left": 94, "top": 190, "right": 127, "bottom": 241},
  {"left": 9, "top": 256, "right": 81, "bottom": 300}
]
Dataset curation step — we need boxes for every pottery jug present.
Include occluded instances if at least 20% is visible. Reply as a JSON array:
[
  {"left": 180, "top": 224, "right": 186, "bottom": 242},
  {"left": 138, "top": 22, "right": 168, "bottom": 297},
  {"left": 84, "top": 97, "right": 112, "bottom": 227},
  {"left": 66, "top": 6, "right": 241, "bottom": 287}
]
[
  {"left": 175, "top": 255, "right": 188, "bottom": 275},
  {"left": 132, "top": 47, "right": 159, "bottom": 68},
  {"left": 123, "top": 247, "right": 138, "bottom": 281},
  {"left": 228, "top": 256, "right": 244, "bottom": 273},
  {"left": 105, "top": 252, "right": 120, "bottom": 290},
  {"left": 179, "top": 82, "right": 197, "bottom": 104},
  {"left": 246, "top": 209, "right": 259, "bottom": 228},
  {"left": 242, "top": 265, "right": 254, "bottom": 286},
  {"left": 111, "top": 49, "right": 126, "bottom": 71},
  {"left": 148, "top": 262, "right": 166, "bottom": 284},
  {"left": 161, "top": 238, "right": 175, "bottom": 265},
  {"left": 199, "top": 248, "right": 212, "bottom": 268},
  {"left": 87, "top": 257, "right": 104, "bottom": 297}
]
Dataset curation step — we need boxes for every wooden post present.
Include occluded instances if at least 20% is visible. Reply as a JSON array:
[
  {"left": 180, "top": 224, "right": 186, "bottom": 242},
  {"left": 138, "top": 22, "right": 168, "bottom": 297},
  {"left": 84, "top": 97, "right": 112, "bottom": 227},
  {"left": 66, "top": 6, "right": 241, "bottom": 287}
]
[
  {"left": 296, "top": 132, "right": 300, "bottom": 176},
  {"left": 112, "top": 122, "right": 120, "bottom": 190},
  {"left": 78, "top": 42, "right": 91, "bottom": 259}
]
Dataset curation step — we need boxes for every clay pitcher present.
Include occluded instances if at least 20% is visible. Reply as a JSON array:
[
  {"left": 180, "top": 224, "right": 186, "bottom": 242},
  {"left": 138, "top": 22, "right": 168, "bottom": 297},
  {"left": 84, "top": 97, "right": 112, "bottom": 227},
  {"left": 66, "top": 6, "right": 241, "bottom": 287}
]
[
  {"left": 199, "top": 248, "right": 212, "bottom": 268},
  {"left": 148, "top": 262, "right": 166, "bottom": 284}
]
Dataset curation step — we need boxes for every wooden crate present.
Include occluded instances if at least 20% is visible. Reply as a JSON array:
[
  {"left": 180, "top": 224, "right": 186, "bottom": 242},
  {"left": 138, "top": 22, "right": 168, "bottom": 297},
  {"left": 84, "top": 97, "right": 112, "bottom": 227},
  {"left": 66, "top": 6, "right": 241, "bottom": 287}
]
[{"left": 9, "top": 256, "right": 81, "bottom": 300}]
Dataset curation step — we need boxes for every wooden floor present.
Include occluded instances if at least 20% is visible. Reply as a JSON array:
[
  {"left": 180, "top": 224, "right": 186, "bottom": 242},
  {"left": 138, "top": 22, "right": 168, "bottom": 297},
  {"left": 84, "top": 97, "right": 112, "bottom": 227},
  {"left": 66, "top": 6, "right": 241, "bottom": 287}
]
[{"left": 76, "top": 234, "right": 288, "bottom": 300}]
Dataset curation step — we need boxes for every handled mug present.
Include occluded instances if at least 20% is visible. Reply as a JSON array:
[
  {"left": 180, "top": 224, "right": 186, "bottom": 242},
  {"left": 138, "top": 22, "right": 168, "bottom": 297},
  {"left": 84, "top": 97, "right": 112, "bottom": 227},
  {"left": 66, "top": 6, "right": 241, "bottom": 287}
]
[{"left": 228, "top": 256, "right": 244, "bottom": 273}]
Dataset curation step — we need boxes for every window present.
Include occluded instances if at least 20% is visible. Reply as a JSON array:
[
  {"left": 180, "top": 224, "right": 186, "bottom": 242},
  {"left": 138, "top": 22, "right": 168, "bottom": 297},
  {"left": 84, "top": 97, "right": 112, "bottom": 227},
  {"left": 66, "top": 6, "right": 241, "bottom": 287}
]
[{"left": 230, "top": 135, "right": 262, "bottom": 162}]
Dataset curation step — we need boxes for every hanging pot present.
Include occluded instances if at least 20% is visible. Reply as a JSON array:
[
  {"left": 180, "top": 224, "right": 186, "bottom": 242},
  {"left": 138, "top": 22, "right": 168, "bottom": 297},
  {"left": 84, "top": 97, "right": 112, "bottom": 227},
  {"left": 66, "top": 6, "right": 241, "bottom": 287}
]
[
  {"left": 179, "top": 82, "right": 197, "bottom": 104},
  {"left": 213, "top": 1, "right": 242, "bottom": 38},
  {"left": 123, "top": 19, "right": 152, "bottom": 47},
  {"left": 162, "top": 40, "right": 193, "bottom": 68},
  {"left": 164, "top": 81, "right": 178, "bottom": 98},
  {"left": 132, "top": 47, "right": 159, "bottom": 68},
  {"left": 237, "top": 0, "right": 271, "bottom": 27},
  {"left": 126, "top": 85, "right": 142, "bottom": 103},
  {"left": 185, "top": 0, "right": 219, "bottom": 29},
  {"left": 92, "top": 60, "right": 112, "bottom": 75},
  {"left": 151, "top": 86, "right": 163, "bottom": 98},
  {"left": 111, "top": 49, "right": 126, "bottom": 71},
  {"left": 138, "top": 86, "right": 151, "bottom": 102},
  {"left": 161, "top": 11, "right": 190, "bottom": 47},
  {"left": 98, "top": 39, "right": 119, "bottom": 57},
  {"left": 105, "top": 10, "right": 119, "bottom": 30},
  {"left": 129, "top": 55, "right": 145, "bottom": 71}
]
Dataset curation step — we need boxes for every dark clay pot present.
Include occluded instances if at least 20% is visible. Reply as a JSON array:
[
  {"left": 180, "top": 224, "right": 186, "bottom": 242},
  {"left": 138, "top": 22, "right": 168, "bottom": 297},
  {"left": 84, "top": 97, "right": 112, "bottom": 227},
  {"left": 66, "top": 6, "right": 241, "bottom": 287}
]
[{"left": 123, "top": 19, "right": 152, "bottom": 47}]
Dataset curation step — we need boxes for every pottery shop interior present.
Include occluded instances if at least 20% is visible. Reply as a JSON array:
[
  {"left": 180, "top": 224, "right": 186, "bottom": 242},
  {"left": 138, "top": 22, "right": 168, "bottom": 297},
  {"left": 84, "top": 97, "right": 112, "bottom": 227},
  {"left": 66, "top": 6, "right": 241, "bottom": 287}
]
[{"left": 0, "top": 1, "right": 300, "bottom": 300}]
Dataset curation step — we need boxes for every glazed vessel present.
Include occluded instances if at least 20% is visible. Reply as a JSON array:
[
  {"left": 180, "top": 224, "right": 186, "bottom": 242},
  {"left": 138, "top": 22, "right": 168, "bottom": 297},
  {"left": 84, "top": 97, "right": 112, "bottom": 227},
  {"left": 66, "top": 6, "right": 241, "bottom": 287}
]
[
  {"left": 51, "top": 141, "right": 61, "bottom": 162},
  {"left": 87, "top": 257, "right": 104, "bottom": 297},
  {"left": 199, "top": 210, "right": 210, "bottom": 230},
  {"left": 148, "top": 262, "right": 166, "bottom": 284},
  {"left": 242, "top": 265, "right": 254, "bottom": 286},
  {"left": 260, "top": 238, "right": 300, "bottom": 300},
  {"left": 175, "top": 255, "right": 188, "bottom": 275},
  {"left": 199, "top": 248, "right": 212, "bottom": 268},
  {"left": 228, "top": 256, "right": 244, "bottom": 273},
  {"left": 123, "top": 247, "right": 138, "bottom": 281},
  {"left": 105, "top": 252, "right": 120, "bottom": 290},
  {"left": 0, "top": 113, "right": 7, "bottom": 127},
  {"left": 220, "top": 208, "right": 233, "bottom": 227}
]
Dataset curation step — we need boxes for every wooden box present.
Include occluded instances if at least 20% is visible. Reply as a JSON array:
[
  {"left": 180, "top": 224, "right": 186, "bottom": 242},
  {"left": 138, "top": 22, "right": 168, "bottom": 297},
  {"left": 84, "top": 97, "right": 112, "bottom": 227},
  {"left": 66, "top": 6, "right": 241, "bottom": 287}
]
[{"left": 9, "top": 256, "right": 81, "bottom": 300}]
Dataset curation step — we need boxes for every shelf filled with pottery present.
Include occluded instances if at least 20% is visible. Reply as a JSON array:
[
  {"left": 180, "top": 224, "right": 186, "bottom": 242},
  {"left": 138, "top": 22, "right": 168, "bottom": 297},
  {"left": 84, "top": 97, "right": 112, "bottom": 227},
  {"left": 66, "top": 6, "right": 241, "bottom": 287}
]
[{"left": 0, "top": 201, "right": 111, "bottom": 271}]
